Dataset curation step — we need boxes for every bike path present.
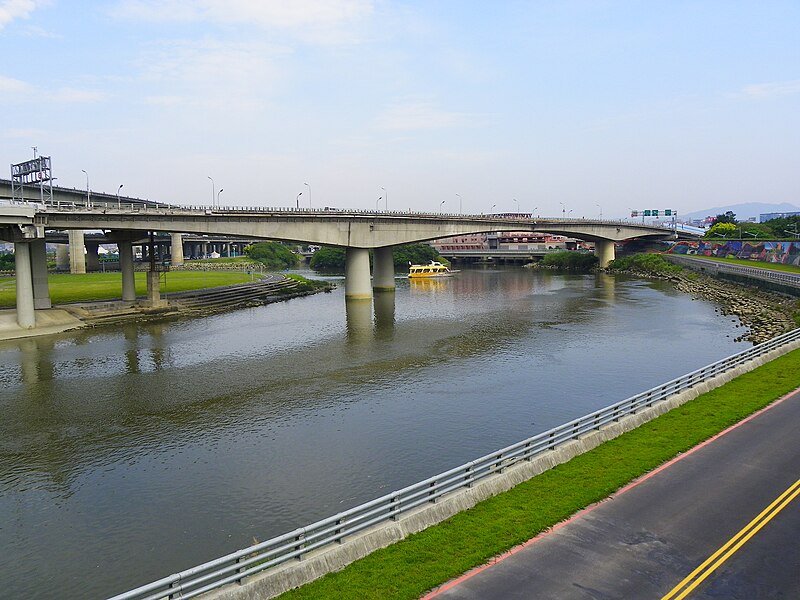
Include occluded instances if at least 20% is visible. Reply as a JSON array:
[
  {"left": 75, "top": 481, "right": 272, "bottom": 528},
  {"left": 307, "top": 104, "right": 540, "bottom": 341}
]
[{"left": 426, "top": 387, "right": 800, "bottom": 599}]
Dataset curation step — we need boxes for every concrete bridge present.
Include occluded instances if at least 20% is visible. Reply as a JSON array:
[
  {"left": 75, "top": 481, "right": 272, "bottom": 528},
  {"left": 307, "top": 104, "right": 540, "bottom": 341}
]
[{"left": 1, "top": 181, "right": 691, "bottom": 331}]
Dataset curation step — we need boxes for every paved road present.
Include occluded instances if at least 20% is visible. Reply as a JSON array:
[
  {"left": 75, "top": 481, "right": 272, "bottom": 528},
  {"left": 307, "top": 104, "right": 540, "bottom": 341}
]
[{"left": 428, "top": 388, "right": 800, "bottom": 599}]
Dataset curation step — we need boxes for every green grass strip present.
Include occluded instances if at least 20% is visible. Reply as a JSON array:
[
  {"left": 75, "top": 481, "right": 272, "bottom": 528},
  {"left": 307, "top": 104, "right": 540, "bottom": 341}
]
[
  {"left": 678, "top": 254, "right": 800, "bottom": 274},
  {"left": 279, "top": 347, "right": 800, "bottom": 599},
  {"left": 0, "top": 271, "right": 253, "bottom": 308}
]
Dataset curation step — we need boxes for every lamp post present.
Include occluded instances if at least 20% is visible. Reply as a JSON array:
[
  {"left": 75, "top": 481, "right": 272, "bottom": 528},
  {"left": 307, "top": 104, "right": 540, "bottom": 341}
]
[
  {"left": 440, "top": 200, "right": 446, "bottom": 212},
  {"left": 490, "top": 203, "right": 496, "bottom": 213},
  {"left": 117, "top": 184, "right": 123, "bottom": 209},
  {"left": 81, "top": 169, "right": 90, "bottom": 207},
  {"left": 532, "top": 206, "right": 538, "bottom": 218},
  {"left": 304, "top": 182, "right": 311, "bottom": 208},
  {"left": 376, "top": 197, "right": 382, "bottom": 211},
  {"left": 559, "top": 201, "right": 566, "bottom": 217},
  {"left": 456, "top": 193, "right": 462, "bottom": 214},
  {"left": 568, "top": 209, "right": 573, "bottom": 218},
  {"left": 514, "top": 198, "right": 519, "bottom": 214},
  {"left": 296, "top": 192, "right": 302, "bottom": 209},
  {"left": 207, "top": 176, "right": 215, "bottom": 208},
  {"left": 382, "top": 187, "right": 387, "bottom": 210},
  {"left": 217, "top": 188, "right": 224, "bottom": 207},
  {"left": 596, "top": 203, "right": 602, "bottom": 219}
]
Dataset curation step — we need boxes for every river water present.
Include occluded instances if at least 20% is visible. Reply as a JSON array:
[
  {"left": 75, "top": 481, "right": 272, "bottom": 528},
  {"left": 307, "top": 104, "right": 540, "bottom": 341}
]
[{"left": 0, "top": 267, "right": 747, "bottom": 599}]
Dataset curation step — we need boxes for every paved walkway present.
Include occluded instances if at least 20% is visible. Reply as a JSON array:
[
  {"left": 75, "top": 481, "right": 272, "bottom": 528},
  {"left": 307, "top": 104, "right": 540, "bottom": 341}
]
[
  {"left": 0, "top": 308, "right": 84, "bottom": 341},
  {"left": 428, "top": 387, "right": 800, "bottom": 599}
]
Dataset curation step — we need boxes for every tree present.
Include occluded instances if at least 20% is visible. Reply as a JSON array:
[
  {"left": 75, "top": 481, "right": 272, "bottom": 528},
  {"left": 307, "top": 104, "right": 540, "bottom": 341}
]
[
  {"left": 704, "top": 222, "right": 737, "bottom": 238},
  {"left": 713, "top": 211, "right": 737, "bottom": 224},
  {"left": 243, "top": 242, "right": 298, "bottom": 269},
  {"left": 309, "top": 247, "right": 347, "bottom": 271},
  {"left": 0, "top": 253, "right": 14, "bottom": 271},
  {"left": 762, "top": 215, "right": 800, "bottom": 239}
]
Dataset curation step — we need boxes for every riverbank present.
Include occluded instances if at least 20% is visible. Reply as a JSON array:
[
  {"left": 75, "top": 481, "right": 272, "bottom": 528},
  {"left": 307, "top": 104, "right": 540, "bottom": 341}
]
[{"left": 607, "top": 261, "right": 799, "bottom": 344}]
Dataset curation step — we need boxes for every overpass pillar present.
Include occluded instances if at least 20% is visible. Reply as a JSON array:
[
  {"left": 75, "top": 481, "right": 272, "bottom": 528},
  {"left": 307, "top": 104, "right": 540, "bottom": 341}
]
[
  {"left": 85, "top": 241, "right": 101, "bottom": 272},
  {"left": 30, "top": 238, "right": 51, "bottom": 309},
  {"left": 595, "top": 239, "right": 616, "bottom": 268},
  {"left": 14, "top": 242, "right": 36, "bottom": 329},
  {"left": 171, "top": 233, "right": 184, "bottom": 266},
  {"left": 344, "top": 247, "right": 372, "bottom": 301},
  {"left": 119, "top": 241, "right": 136, "bottom": 302},
  {"left": 68, "top": 230, "right": 86, "bottom": 274},
  {"left": 55, "top": 243, "right": 69, "bottom": 271},
  {"left": 372, "top": 247, "right": 395, "bottom": 292}
]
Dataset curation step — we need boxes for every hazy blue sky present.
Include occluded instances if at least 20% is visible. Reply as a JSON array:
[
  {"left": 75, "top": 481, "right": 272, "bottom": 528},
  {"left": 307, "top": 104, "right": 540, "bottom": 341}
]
[{"left": 1, "top": 1, "right": 798, "bottom": 217}]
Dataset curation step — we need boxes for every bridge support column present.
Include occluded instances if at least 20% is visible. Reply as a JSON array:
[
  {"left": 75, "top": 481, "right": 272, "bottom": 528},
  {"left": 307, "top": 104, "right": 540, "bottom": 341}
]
[
  {"left": 119, "top": 241, "right": 136, "bottom": 302},
  {"left": 55, "top": 243, "right": 69, "bottom": 271},
  {"left": 14, "top": 242, "right": 35, "bottom": 329},
  {"left": 68, "top": 230, "right": 86, "bottom": 274},
  {"left": 30, "top": 238, "right": 51, "bottom": 310},
  {"left": 85, "top": 241, "right": 100, "bottom": 272},
  {"left": 372, "top": 247, "right": 395, "bottom": 292},
  {"left": 345, "top": 247, "right": 372, "bottom": 301},
  {"left": 171, "top": 233, "right": 184, "bottom": 266},
  {"left": 594, "top": 240, "right": 615, "bottom": 268},
  {"left": 146, "top": 271, "right": 166, "bottom": 307}
]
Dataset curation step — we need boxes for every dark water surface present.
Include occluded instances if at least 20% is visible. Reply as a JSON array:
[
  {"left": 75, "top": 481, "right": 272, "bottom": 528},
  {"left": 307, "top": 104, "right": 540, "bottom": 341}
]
[{"left": 0, "top": 268, "right": 746, "bottom": 599}]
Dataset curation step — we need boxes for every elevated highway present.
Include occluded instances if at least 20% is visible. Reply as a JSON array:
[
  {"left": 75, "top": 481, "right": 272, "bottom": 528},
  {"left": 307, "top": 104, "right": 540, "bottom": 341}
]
[{"left": 1, "top": 181, "right": 696, "bottom": 332}]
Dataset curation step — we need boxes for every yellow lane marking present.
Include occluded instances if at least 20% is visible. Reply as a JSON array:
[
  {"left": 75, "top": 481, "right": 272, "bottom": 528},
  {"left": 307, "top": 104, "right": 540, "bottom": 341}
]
[{"left": 662, "top": 477, "right": 800, "bottom": 600}]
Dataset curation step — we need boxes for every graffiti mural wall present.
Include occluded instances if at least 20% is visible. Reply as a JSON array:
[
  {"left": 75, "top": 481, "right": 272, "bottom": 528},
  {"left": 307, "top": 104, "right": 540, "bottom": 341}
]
[{"left": 666, "top": 240, "right": 800, "bottom": 266}]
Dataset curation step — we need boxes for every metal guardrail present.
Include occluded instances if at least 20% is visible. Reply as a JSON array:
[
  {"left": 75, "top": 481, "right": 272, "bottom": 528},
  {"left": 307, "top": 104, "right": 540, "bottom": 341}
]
[
  {"left": 108, "top": 326, "right": 800, "bottom": 600},
  {"left": 666, "top": 255, "right": 800, "bottom": 287}
]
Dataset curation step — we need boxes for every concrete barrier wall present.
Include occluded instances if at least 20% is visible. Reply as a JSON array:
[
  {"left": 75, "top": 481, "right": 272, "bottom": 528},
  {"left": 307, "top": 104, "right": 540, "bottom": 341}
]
[{"left": 204, "top": 337, "right": 800, "bottom": 600}]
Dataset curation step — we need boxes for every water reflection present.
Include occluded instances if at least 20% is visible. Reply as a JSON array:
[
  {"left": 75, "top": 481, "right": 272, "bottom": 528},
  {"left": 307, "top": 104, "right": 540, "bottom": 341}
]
[{"left": 0, "top": 268, "right": 751, "bottom": 600}]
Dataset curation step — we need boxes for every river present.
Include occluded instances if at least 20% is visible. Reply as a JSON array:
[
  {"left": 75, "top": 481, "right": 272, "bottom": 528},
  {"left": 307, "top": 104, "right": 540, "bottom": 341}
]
[{"left": 0, "top": 267, "right": 747, "bottom": 599}]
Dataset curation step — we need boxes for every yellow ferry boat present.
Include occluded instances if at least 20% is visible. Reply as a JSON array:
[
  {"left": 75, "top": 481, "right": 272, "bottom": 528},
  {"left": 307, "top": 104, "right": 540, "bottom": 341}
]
[{"left": 407, "top": 261, "right": 458, "bottom": 278}]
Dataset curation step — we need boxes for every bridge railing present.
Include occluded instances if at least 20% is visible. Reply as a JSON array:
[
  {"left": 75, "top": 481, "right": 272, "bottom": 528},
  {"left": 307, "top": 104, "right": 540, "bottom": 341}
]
[
  {"left": 107, "top": 326, "right": 800, "bottom": 600},
  {"left": 665, "top": 255, "right": 800, "bottom": 287}
]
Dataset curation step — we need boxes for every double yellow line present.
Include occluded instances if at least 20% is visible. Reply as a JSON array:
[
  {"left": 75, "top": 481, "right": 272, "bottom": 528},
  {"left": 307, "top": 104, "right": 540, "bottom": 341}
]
[{"left": 662, "top": 476, "right": 800, "bottom": 599}]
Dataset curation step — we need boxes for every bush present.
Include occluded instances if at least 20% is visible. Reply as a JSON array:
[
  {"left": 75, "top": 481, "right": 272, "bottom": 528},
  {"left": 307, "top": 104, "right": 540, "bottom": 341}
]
[
  {"left": 607, "top": 253, "right": 682, "bottom": 275},
  {"left": 243, "top": 242, "right": 298, "bottom": 270},
  {"left": 309, "top": 247, "right": 347, "bottom": 271},
  {"left": 541, "top": 250, "right": 598, "bottom": 272},
  {"left": 0, "top": 253, "right": 14, "bottom": 271}
]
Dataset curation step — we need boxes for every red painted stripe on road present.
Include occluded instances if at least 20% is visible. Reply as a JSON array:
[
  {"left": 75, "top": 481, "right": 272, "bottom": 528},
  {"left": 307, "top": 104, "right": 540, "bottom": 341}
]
[{"left": 421, "top": 386, "right": 800, "bottom": 599}]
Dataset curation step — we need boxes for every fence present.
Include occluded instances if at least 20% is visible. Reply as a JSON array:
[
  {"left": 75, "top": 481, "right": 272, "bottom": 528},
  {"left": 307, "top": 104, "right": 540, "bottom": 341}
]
[
  {"left": 108, "top": 326, "right": 800, "bottom": 600},
  {"left": 665, "top": 255, "right": 800, "bottom": 289}
]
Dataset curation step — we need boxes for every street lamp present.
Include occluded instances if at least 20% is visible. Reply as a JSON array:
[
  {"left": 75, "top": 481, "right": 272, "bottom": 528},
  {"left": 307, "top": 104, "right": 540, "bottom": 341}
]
[
  {"left": 81, "top": 169, "right": 90, "bottom": 207},
  {"left": 456, "top": 193, "right": 462, "bottom": 214},
  {"left": 568, "top": 209, "right": 573, "bottom": 218},
  {"left": 490, "top": 203, "right": 496, "bottom": 213},
  {"left": 596, "top": 203, "right": 602, "bottom": 219},
  {"left": 381, "top": 187, "right": 387, "bottom": 210},
  {"left": 117, "top": 184, "right": 123, "bottom": 209},
  {"left": 296, "top": 192, "right": 302, "bottom": 209},
  {"left": 440, "top": 200, "right": 446, "bottom": 212},
  {"left": 376, "top": 196, "right": 382, "bottom": 211},
  {"left": 514, "top": 198, "right": 519, "bottom": 213},
  {"left": 559, "top": 201, "right": 566, "bottom": 217},
  {"left": 532, "top": 206, "right": 538, "bottom": 218},
  {"left": 207, "top": 176, "right": 215, "bottom": 208},
  {"left": 217, "top": 188, "right": 224, "bottom": 207},
  {"left": 304, "top": 182, "right": 311, "bottom": 208}
]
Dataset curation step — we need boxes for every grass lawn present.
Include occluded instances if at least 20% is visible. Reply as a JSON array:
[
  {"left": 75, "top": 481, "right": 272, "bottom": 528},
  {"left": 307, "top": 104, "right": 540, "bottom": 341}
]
[
  {"left": 680, "top": 254, "right": 800, "bottom": 274},
  {"left": 185, "top": 256, "right": 256, "bottom": 265},
  {"left": 0, "top": 271, "right": 253, "bottom": 308},
  {"left": 278, "top": 347, "right": 800, "bottom": 600}
]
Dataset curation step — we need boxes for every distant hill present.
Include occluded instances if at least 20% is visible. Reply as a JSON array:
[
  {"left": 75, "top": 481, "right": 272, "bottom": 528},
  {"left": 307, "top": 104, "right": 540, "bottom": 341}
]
[{"left": 682, "top": 202, "right": 800, "bottom": 222}]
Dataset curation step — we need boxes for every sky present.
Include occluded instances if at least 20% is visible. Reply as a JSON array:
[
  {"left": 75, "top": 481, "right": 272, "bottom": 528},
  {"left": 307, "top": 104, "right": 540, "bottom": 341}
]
[{"left": 1, "top": 1, "right": 799, "bottom": 218}]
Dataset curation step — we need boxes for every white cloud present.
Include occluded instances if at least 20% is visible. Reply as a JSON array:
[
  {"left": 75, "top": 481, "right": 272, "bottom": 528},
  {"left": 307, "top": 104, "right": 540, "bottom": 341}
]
[
  {"left": 375, "top": 101, "right": 472, "bottom": 131},
  {"left": 49, "top": 87, "right": 108, "bottom": 103},
  {"left": 740, "top": 80, "right": 800, "bottom": 99},
  {"left": 113, "top": 0, "right": 373, "bottom": 30},
  {"left": 0, "top": 0, "right": 39, "bottom": 29},
  {"left": 0, "top": 74, "right": 32, "bottom": 93}
]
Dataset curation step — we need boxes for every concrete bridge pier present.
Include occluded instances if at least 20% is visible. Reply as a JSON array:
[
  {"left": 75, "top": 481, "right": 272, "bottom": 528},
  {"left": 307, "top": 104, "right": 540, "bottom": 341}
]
[
  {"left": 595, "top": 239, "right": 616, "bottom": 268},
  {"left": 13, "top": 242, "right": 36, "bottom": 329},
  {"left": 68, "top": 230, "right": 86, "bottom": 274},
  {"left": 372, "top": 247, "right": 395, "bottom": 292},
  {"left": 85, "top": 241, "right": 101, "bottom": 271},
  {"left": 171, "top": 233, "right": 184, "bottom": 266},
  {"left": 118, "top": 240, "right": 136, "bottom": 302},
  {"left": 345, "top": 247, "right": 373, "bottom": 301},
  {"left": 30, "top": 239, "right": 51, "bottom": 309}
]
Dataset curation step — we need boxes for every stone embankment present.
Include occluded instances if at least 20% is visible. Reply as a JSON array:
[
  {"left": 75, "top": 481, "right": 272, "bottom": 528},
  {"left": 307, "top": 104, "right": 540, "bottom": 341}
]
[{"left": 615, "top": 267, "right": 798, "bottom": 344}]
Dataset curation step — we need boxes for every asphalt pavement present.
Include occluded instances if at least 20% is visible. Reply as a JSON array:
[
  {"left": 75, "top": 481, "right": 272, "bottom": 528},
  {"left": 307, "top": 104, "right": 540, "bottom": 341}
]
[{"left": 427, "top": 388, "right": 800, "bottom": 599}]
